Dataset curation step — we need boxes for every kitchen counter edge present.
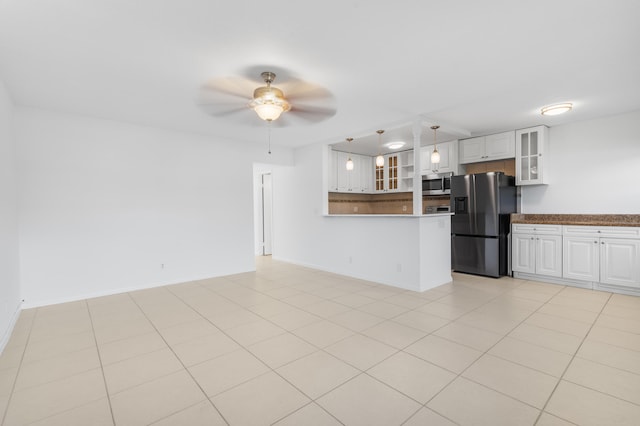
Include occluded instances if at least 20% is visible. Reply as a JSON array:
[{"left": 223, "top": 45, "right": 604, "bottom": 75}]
[{"left": 511, "top": 214, "right": 640, "bottom": 227}]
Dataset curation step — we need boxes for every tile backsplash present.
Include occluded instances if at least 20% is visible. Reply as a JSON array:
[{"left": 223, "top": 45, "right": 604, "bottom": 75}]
[
  {"left": 328, "top": 192, "right": 413, "bottom": 214},
  {"left": 328, "top": 192, "right": 453, "bottom": 215}
]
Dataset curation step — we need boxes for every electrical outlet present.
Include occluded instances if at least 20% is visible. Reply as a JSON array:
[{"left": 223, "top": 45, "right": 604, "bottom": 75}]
[
  {"left": 396, "top": 263, "right": 402, "bottom": 272},
  {"left": 354, "top": 206, "right": 358, "bottom": 212},
  {"left": 348, "top": 256, "right": 353, "bottom": 264},
  {"left": 402, "top": 205, "right": 407, "bottom": 212}
]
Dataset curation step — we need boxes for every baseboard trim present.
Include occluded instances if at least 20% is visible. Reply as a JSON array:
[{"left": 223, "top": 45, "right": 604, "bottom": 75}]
[
  {"left": 0, "top": 301, "right": 23, "bottom": 354},
  {"left": 513, "top": 271, "right": 640, "bottom": 296}
]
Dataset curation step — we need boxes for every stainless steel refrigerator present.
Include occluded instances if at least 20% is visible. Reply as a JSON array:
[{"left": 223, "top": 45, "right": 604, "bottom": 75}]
[{"left": 450, "top": 172, "right": 517, "bottom": 278}]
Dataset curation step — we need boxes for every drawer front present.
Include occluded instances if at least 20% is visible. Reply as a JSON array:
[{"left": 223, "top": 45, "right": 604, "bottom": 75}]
[
  {"left": 599, "top": 227, "right": 640, "bottom": 239},
  {"left": 564, "top": 225, "right": 640, "bottom": 239},
  {"left": 563, "top": 226, "right": 601, "bottom": 237},
  {"left": 512, "top": 223, "right": 562, "bottom": 235}
]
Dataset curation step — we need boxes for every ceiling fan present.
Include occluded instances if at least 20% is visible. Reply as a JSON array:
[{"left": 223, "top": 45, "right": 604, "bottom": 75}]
[{"left": 198, "top": 69, "right": 336, "bottom": 127}]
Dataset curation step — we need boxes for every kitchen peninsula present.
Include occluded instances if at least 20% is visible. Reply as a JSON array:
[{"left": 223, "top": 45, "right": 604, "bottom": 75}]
[
  {"left": 323, "top": 212, "right": 453, "bottom": 293},
  {"left": 324, "top": 133, "right": 454, "bottom": 292}
]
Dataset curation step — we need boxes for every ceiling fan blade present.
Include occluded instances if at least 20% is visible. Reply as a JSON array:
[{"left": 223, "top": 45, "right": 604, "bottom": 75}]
[
  {"left": 200, "top": 76, "right": 256, "bottom": 101},
  {"left": 198, "top": 104, "right": 248, "bottom": 117},
  {"left": 289, "top": 105, "right": 337, "bottom": 122},
  {"left": 280, "top": 79, "right": 334, "bottom": 102}
]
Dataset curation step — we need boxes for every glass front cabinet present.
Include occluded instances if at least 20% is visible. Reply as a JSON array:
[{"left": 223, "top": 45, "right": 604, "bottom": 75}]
[{"left": 516, "top": 125, "right": 548, "bottom": 186}]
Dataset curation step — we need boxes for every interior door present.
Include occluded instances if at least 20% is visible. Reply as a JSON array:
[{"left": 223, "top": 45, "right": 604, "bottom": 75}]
[{"left": 261, "top": 173, "right": 273, "bottom": 255}]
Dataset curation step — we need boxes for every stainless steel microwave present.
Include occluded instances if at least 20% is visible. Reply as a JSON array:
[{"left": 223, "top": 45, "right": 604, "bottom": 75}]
[{"left": 422, "top": 173, "right": 452, "bottom": 195}]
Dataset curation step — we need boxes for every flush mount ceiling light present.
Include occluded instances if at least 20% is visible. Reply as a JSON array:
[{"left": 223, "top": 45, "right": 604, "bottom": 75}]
[
  {"left": 345, "top": 138, "right": 354, "bottom": 171},
  {"left": 249, "top": 72, "right": 291, "bottom": 121},
  {"left": 430, "top": 125, "right": 441, "bottom": 164},
  {"left": 541, "top": 102, "right": 573, "bottom": 116},
  {"left": 385, "top": 141, "right": 406, "bottom": 150},
  {"left": 375, "top": 130, "right": 385, "bottom": 167}
]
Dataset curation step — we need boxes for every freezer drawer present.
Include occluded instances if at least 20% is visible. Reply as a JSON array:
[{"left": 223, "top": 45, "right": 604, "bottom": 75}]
[{"left": 452, "top": 234, "right": 508, "bottom": 278}]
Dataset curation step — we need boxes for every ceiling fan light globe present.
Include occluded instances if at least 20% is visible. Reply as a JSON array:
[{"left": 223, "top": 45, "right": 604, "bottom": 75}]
[
  {"left": 375, "top": 155, "right": 384, "bottom": 167},
  {"left": 250, "top": 84, "right": 291, "bottom": 121},
  {"left": 254, "top": 103, "right": 284, "bottom": 121}
]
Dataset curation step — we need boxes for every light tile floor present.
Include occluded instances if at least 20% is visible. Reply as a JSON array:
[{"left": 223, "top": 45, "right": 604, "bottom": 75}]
[{"left": 1, "top": 257, "right": 640, "bottom": 425}]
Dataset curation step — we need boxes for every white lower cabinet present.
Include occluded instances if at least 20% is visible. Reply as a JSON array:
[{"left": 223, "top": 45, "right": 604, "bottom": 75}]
[
  {"left": 562, "top": 225, "right": 640, "bottom": 291},
  {"left": 512, "top": 224, "right": 562, "bottom": 277},
  {"left": 513, "top": 224, "right": 640, "bottom": 294},
  {"left": 563, "top": 236, "right": 599, "bottom": 282},
  {"left": 599, "top": 238, "right": 640, "bottom": 288},
  {"left": 536, "top": 235, "right": 563, "bottom": 277}
]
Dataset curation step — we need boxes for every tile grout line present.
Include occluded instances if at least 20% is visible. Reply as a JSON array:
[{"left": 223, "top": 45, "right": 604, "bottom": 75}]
[
  {"left": 308, "top": 275, "right": 534, "bottom": 425},
  {"left": 125, "top": 291, "right": 232, "bottom": 426},
  {"left": 170, "top": 275, "right": 432, "bottom": 425},
  {"left": 165, "top": 281, "right": 350, "bottom": 425},
  {"left": 414, "top": 278, "right": 568, "bottom": 421},
  {"left": 531, "top": 291, "right": 614, "bottom": 426},
  {"left": 83, "top": 299, "right": 117, "bottom": 426},
  {"left": 226, "top": 271, "right": 555, "bottom": 424}
]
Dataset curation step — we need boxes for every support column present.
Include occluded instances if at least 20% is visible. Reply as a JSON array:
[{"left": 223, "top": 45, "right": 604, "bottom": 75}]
[{"left": 412, "top": 118, "right": 422, "bottom": 215}]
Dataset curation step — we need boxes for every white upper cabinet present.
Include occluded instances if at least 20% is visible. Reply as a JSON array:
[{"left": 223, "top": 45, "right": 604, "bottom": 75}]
[
  {"left": 421, "top": 140, "right": 458, "bottom": 175},
  {"left": 485, "top": 132, "right": 516, "bottom": 159},
  {"left": 373, "top": 150, "right": 415, "bottom": 193},
  {"left": 330, "top": 150, "right": 372, "bottom": 193},
  {"left": 458, "top": 136, "right": 485, "bottom": 163},
  {"left": 516, "top": 125, "right": 548, "bottom": 186},
  {"left": 459, "top": 131, "right": 515, "bottom": 164}
]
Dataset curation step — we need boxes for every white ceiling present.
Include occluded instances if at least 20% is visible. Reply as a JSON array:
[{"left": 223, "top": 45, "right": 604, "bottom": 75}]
[{"left": 1, "top": 1, "right": 639, "bottom": 153}]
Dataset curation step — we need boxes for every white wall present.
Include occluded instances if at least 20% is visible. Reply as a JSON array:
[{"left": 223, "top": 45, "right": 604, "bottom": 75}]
[
  {"left": 522, "top": 110, "right": 640, "bottom": 213},
  {"left": 15, "top": 108, "right": 293, "bottom": 307},
  {"left": 0, "top": 79, "right": 22, "bottom": 350}
]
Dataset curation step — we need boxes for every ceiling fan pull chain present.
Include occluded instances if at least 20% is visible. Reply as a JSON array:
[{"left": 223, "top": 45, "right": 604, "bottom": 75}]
[{"left": 268, "top": 121, "right": 272, "bottom": 155}]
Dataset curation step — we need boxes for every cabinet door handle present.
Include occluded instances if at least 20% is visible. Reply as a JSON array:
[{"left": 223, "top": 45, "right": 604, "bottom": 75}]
[
  {"left": 594, "top": 241, "right": 598, "bottom": 244},
  {"left": 601, "top": 242, "right": 605, "bottom": 245}
]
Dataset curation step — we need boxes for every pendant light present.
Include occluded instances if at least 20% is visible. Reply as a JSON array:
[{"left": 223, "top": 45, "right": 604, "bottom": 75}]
[
  {"left": 430, "top": 125, "right": 440, "bottom": 164},
  {"left": 375, "top": 130, "right": 385, "bottom": 167},
  {"left": 345, "top": 138, "right": 354, "bottom": 171}
]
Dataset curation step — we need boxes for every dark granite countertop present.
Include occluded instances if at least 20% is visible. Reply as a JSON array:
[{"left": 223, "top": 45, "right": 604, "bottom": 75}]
[{"left": 511, "top": 214, "right": 640, "bottom": 227}]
